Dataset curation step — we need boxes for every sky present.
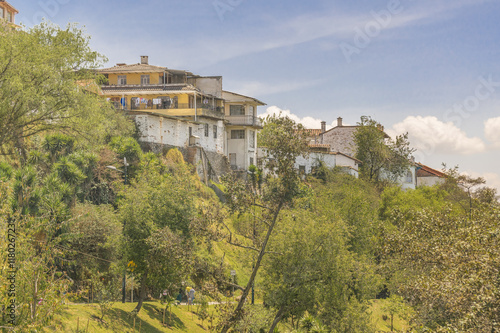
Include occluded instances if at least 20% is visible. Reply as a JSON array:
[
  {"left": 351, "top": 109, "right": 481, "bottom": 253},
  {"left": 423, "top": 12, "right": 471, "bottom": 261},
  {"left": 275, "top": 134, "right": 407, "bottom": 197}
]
[{"left": 13, "top": 0, "right": 500, "bottom": 191}]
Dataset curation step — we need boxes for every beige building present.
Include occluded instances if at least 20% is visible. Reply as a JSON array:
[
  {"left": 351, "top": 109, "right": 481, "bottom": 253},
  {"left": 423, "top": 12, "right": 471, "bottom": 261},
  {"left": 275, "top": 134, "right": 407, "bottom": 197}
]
[
  {"left": 0, "top": 0, "right": 19, "bottom": 29},
  {"left": 96, "top": 56, "right": 265, "bottom": 178},
  {"left": 223, "top": 91, "right": 265, "bottom": 171}
]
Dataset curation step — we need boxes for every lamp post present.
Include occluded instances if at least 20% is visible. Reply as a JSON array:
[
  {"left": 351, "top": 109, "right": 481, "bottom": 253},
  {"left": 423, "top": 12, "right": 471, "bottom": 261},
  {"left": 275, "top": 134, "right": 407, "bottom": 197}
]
[{"left": 106, "top": 157, "right": 129, "bottom": 303}]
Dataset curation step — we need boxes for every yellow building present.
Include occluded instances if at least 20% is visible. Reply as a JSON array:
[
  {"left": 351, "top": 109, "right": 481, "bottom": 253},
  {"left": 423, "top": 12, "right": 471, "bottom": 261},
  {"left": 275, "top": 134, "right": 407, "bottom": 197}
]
[
  {"left": 97, "top": 56, "right": 225, "bottom": 122},
  {"left": 0, "top": 0, "right": 20, "bottom": 29},
  {"left": 98, "top": 56, "right": 266, "bottom": 175}
]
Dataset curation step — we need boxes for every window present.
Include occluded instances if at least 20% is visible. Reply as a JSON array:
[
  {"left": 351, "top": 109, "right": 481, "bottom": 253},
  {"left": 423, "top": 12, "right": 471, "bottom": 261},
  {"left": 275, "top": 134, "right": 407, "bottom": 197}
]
[
  {"left": 117, "top": 75, "right": 127, "bottom": 85},
  {"left": 204, "top": 123, "right": 209, "bottom": 137},
  {"left": 249, "top": 106, "right": 254, "bottom": 115},
  {"left": 9, "top": 12, "right": 13, "bottom": 22},
  {"left": 231, "top": 130, "right": 245, "bottom": 139},
  {"left": 230, "top": 105, "right": 245, "bottom": 116},
  {"left": 299, "top": 165, "right": 306, "bottom": 174},
  {"left": 140, "top": 75, "right": 150, "bottom": 85},
  {"left": 249, "top": 130, "right": 255, "bottom": 148},
  {"left": 405, "top": 171, "right": 413, "bottom": 183},
  {"left": 189, "top": 127, "right": 192, "bottom": 137},
  {"left": 250, "top": 157, "right": 254, "bottom": 166},
  {"left": 0, "top": 8, "right": 4, "bottom": 20},
  {"left": 213, "top": 125, "right": 217, "bottom": 138}
]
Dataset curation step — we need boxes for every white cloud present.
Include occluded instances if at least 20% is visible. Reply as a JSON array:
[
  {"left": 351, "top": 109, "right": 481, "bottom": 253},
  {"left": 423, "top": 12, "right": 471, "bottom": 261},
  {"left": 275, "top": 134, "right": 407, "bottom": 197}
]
[
  {"left": 389, "top": 116, "right": 486, "bottom": 155},
  {"left": 461, "top": 170, "right": 500, "bottom": 194},
  {"left": 484, "top": 117, "right": 500, "bottom": 148},
  {"left": 258, "top": 106, "right": 332, "bottom": 129}
]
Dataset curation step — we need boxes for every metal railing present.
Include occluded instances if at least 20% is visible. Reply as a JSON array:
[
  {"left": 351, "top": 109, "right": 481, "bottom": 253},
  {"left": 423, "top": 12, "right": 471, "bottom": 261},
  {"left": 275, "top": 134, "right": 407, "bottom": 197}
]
[
  {"left": 226, "top": 115, "right": 262, "bottom": 127},
  {"left": 111, "top": 101, "right": 224, "bottom": 118}
]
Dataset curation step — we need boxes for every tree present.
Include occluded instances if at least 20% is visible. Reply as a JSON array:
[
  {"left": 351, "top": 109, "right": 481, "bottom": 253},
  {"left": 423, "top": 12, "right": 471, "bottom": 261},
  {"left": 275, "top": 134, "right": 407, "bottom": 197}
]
[
  {"left": 380, "top": 294, "right": 413, "bottom": 332},
  {"left": 119, "top": 149, "right": 196, "bottom": 313},
  {"left": 440, "top": 165, "right": 498, "bottom": 220},
  {"left": 260, "top": 200, "right": 382, "bottom": 333},
  {"left": 0, "top": 22, "right": 133, "bottom": 158},
  {"left": 215, "top": 114, "right": 310, "bottom": 332},
  {"left": 354, "top": 116, "right": 414, "bottom": 183},
  {"left": 383, "top": 200, "right": 500, "bottom": 332}
]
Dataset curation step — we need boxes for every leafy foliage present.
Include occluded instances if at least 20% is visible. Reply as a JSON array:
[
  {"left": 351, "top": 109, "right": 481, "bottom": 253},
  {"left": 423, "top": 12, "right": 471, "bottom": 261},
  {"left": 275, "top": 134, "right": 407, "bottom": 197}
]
[
  {"left": 354, "top": 116, "right": 414, "bottom": 183},
  {"left": 0, "top": 22, "right": 134, "bottom": 157}
]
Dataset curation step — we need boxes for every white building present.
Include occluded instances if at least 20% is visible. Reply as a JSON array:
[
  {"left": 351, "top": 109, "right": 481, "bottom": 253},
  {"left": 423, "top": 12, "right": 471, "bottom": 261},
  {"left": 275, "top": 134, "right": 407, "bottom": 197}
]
[
  {"left": 97, "top": 57, "right": 266, "bottom": 180},
  {"left": 223, "top": 91, "right": 266, "bottom": 171}
]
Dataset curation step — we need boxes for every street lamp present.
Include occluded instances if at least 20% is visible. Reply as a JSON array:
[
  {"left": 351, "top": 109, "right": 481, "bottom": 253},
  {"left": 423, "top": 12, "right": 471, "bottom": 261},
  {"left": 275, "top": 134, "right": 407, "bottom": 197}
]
[
  {"left": 106, "top": 157, "right": 128, "bottom": 185},
  {"left": 106, "top": 157, "right": 129, "bottom": 303}
]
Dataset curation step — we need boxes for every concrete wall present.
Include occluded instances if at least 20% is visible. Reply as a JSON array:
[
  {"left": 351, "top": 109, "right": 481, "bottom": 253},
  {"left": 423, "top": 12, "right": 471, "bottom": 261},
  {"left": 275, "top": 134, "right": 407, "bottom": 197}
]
[
  {"left": 134, "top": 114, "right": 224, "bottom": 154},
  {"left": 336, "top": 154, "right": 359, "bottom": 170},
  {"left": 139, "top": 142, "right": 231, "bottom": 182},
  {"left": 226, "top": 127, "right": 257, "bottom": 170},
  {"left": 192, "top": 77, "right": 223, "bottom": 98},
  {"left": 380, "top": 166, "right": 417, "bottom": 190},
  {"left": 295, "top": 153, "right": 337, "bottom": 175},
  {"left": 417, "top": 176, "right": 445, "bottom": 187}
]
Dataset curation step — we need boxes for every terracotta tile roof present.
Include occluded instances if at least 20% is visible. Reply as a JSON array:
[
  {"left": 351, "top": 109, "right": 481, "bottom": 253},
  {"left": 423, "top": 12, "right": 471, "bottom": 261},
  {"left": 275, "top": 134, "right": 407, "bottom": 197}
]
[
  {"left": 416, "top": 163, "right": 446, "bottom": 178},
  {"left": 303, "top": 129, "right": 323, "bottom": 136},
  {"left": 101, "top": 84, "right": 194, "bottom": 92},
  {"left": 331, "top": 152, "right": 362, "bottom": 164},
  {"left": 98, "top": 63, "right": 171, "bottom": 74},
  {"left": 308, "top": 143, "right": 330, "bottom": 148},
  {"left": 0, "top": 1, "right": 19, "bottom": 13}
]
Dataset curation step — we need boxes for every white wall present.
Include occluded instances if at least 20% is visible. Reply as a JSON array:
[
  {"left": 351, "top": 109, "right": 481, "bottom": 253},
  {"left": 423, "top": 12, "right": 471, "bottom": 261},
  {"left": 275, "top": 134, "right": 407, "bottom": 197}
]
[
  {"left": 417, "top": 176, "right": 445, "bottom": 187},
  {"left": 226, "top": 127, "right": 257, "bottom": 170},
  {"left": 295, "top": 153, "right": 337, "bottom": 174},
  {"left": 134, "top": 115, "right": 225, "bottom": 154}
]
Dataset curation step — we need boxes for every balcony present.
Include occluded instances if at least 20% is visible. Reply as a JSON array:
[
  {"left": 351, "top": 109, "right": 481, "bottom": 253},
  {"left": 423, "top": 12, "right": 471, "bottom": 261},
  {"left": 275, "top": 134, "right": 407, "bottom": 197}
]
[
  {"left": 111, "top": 101, "right": 224, "bottom": 119},
  {"left": 226, "top": 115, "right": 262, "bottom": 128}
]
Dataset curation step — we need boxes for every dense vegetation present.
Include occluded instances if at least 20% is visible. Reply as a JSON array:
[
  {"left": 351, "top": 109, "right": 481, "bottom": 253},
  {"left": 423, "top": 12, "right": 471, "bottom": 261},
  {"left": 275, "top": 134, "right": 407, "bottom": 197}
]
[{"left": 1, "top": 22, "right": 499, "bottom": 333}]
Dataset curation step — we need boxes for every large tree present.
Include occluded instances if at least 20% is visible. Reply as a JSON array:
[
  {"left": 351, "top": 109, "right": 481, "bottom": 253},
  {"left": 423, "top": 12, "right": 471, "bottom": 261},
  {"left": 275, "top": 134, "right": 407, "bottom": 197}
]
[
  {"left": 214, "top": 114, "right": 310, "bottom": 332},
  {"left": 354, "top": 116, "right": 414, "bottom": 182},
  {"left": 119, "top": 149, "right": 196, "bottom": 313},
  {"left": 381, "top": 180, "right": 500, "bottom": 332},
  {"left": 0, "top": 22, "right": 132, "bottom": 159}
]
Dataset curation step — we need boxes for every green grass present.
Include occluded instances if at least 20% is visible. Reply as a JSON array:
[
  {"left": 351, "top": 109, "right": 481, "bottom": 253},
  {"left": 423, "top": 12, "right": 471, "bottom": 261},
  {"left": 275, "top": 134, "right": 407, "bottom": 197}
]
[
  {"left": 369, "top": 299, "right": 411, "bottom": 332},
  {"left": 45, "top": 301, "right": 215, "bottom": 332}
]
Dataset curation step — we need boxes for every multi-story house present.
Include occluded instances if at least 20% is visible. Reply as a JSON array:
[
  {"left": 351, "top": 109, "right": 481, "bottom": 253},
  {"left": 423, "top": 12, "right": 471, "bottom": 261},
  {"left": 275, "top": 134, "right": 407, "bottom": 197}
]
[
  {"left": 293, "top": 117, "right": 417, "bottom": 187},
  {"left": 97, "top": 56, "right": 264, "bottom": 179},
  {"left": 223, "top": 91, "right": 265, "bottom": 171},
  {"left": 0, "top": 0, "right": 19, "bottom": 29}
]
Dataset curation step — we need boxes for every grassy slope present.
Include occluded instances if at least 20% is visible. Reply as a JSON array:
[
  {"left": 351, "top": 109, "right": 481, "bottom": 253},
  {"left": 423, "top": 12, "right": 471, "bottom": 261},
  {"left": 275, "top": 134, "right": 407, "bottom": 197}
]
[
  {"left": 370, "top": 299, "right": 411, "bottom": 332},
  {"left": 45, "top": 301, "right": 215, "bottom": 333}
]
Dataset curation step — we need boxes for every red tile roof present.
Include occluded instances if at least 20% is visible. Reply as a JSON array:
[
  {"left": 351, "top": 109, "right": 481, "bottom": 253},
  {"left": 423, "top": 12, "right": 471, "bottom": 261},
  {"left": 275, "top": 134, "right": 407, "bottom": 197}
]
[{"left": 416, "top": 163, "right": 446, "bottom": 178}]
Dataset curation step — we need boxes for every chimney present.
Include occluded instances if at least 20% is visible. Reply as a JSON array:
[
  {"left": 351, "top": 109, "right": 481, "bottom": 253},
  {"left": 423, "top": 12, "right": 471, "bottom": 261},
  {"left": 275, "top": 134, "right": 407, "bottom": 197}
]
[
  {"left": 321, "top": 121, "right": 326, "bottom": 133},
  {"left": 140, "top": 55, "right": 149, "bottom": 65},
  {"left": 337, "top": 117, "right": 343, "bottom": 127}
]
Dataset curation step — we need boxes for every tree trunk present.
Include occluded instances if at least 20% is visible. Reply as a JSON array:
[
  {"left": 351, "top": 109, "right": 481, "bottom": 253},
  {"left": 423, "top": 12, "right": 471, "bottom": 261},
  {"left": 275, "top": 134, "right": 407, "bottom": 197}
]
[
  {"left": 268, "top": 305, "right": 286, "bottom": 333},
  {"left": 133, "top": 272, "right": 148, "bottom": 313},
  {"left": 220, "top": 201, "right": 284, "bottom": 333}
]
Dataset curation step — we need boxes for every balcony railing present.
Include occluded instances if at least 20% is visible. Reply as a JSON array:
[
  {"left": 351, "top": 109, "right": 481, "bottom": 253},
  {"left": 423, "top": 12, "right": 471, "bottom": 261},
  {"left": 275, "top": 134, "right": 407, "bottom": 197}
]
[
  {"left": 226, "top": 115, "right": 262, "bottom": 127},
  {"left": 111, "top": 101, "right": 224, "bottom": 119}
]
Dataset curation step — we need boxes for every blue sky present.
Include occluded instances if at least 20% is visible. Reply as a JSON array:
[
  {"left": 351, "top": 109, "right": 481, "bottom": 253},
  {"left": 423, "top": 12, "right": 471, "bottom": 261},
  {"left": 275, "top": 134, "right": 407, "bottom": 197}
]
[{"left": 14, "top": 0, "right": 500, "bottom": 190}]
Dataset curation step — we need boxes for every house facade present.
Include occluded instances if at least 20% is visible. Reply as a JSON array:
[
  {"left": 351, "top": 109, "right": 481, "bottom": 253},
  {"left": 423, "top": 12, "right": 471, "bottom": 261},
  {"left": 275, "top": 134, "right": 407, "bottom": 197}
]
[
  {"left": 0, "top": 0, "right": 19, "bottom": 29},
  {"left": 416, "top": 163, "right": 446, "bottom": 187},
  {"left": 299, "top": 116, "right": 417, "bottom": 187},
  {"left": 223, "top": 91, "right": 265, "bottom": 171},
  {"left": 96, "top": 56, "right": 264, "bottom": 178}
]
